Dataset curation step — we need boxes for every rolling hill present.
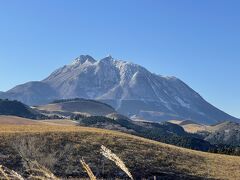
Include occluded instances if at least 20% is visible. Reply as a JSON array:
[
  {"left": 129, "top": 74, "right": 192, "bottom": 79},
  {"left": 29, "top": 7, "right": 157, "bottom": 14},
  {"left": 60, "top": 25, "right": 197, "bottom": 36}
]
[
  {"left": 77, "top": 116, "right": 213, "bottom": 151},
  {"left": 0, "top": 97, "right": 238, "bottom": 154},
  {"left": 0, "top": 115, "right": 41, "bottom": 125},
  {"left": 0, "top": 117, "right": 239, "bottom": 179},
  {"left": 170, "top": 120, "right": 240, "bottom": 154},
  {"left": 0, "top": 99, "right": 46, "bottom": 119},
  {"left": 201, "top": 121, "right": 240, "bottom": 147},
  {"left": 0, "top": 99, "right": 215, "bottom": 152},
  {"left": 35, "top": 98, "right": 116, "bottom": 117},
  {"left": 169, "top": 120, "right": 208, "bottom": 133},
  {"left": 170, "top": 120, "right": 240, "bottom": 147}
]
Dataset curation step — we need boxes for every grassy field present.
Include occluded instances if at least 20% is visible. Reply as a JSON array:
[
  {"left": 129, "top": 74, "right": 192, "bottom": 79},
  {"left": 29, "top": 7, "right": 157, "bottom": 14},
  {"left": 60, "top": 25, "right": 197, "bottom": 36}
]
[
  {"left": 0, "top": 116, "right": 240, "bottom": 179},
  {"left": 169, "top": 120, "right": 208, "bottom": 133}
]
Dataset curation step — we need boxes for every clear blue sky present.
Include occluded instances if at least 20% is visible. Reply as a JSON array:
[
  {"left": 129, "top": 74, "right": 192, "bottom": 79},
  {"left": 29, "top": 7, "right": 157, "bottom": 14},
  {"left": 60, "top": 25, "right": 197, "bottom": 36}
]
[{"left": 0, "top": 0, "right": 239, "bottom": 118}]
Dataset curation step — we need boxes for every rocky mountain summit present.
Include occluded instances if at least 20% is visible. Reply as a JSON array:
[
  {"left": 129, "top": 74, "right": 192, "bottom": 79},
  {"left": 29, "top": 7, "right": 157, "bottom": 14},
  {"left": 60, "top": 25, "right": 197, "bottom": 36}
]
[{"left": 1, "top": 55, "right": 238, "bottom": 124}]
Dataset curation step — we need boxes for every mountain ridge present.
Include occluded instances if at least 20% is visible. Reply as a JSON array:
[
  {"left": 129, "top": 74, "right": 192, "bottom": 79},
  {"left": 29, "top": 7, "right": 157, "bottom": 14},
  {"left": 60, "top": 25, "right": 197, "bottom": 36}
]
[{"left": 0, "top": 55, "right": 238, "bottom": 124}]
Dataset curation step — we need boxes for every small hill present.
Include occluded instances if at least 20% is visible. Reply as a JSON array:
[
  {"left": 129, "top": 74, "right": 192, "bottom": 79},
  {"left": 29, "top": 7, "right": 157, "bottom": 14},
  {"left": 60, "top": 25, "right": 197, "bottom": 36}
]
[
  {"left": 179, "top": 120, "right": 200, "bottom": 126},
  {"left": 36, "top": 98, "right": 116, "bottom": 117},
  {"left": 202, "top": 121, "right": 240, "bottom": 147},
  {"left": 0, "top": 122, "right": 239, "bottom": 179},
  {"left": 169, "top": 120, "right": 208, "bottom": 133},
  {"left": 169, "top": 120, "right": 240, "bottom": 155},
  {"left": 0, "top": 99, "right": 46, "bottom": 119},
  {"left": 78, "top": 116, "right": 213, "bottom": 151},
  {"left": 207, "top": 121, "right": 240, "bottom": 132},
  {"left": 168, "top": 120, "right": 183, "bottom": 125}
]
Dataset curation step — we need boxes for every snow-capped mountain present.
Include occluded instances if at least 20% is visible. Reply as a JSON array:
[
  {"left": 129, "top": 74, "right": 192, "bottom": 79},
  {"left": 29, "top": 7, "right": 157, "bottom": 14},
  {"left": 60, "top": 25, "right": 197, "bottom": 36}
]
[{"left": 1, "top": 55, "right": 238, "bottom": 124}]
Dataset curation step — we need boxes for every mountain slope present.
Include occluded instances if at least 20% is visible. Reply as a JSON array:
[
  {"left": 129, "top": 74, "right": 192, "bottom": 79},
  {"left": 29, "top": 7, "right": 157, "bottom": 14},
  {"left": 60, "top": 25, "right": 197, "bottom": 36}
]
[
  {"left": 200, "top": 121, "right": 240, "bottom": 147},
  {"left": 172, "top": 120, "right": 240, "bottom": 147},
  {"left": 77, "top": 116, "right": 213, "bottom": 151},
  {"left": 0, "top": 121, "right": 240, "bottom": 179},
  {"left": 1, "top": 55, "right": 238, "bottom": 124},
  {"left": 0, "top": 81, "right": 58, "bottom": 105}
]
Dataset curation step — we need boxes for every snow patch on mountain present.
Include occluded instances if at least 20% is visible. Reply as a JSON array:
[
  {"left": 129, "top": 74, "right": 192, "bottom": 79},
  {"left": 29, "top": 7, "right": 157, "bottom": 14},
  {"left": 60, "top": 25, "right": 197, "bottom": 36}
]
[{"left": 1, "top": 54, "right": 239, "bottom": 124}]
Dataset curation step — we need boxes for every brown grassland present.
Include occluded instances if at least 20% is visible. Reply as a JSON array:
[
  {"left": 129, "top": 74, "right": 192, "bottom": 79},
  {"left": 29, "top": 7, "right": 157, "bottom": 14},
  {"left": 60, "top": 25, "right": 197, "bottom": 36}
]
[
  {"left": 168, "top": 120, "right": 208, "bottom": 133},
  {"left": 0, "top": 116, "right": 240, "bottom": 179}
]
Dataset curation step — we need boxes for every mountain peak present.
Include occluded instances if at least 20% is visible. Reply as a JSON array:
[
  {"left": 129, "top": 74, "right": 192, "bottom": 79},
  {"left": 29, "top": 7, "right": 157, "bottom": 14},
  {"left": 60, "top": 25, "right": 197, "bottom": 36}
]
[
  {"left": 100, "top": 55, "right": 114, "bottom": 63},
  {"left": 72, "top": 55, "right": 96, "bottom": 65},
  {"left": 1, "top": 54, "right": 239, "bottom": 124},
  {"left": 106, "top": 54, "right": 113, "bottom": 58}
]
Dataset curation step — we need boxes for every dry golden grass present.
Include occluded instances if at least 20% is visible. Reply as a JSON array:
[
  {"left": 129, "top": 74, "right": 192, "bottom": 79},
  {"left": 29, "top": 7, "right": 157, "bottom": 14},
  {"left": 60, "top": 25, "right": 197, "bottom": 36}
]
[
  {"left": 181, "top": 124, "right": 208, "bottom": 133},
  {"left": 35, "top": 103, "right": 62, "bottom": 112},
  {"left": 40, "top": 119, "right": 78, "bottom": 126},
  {"left": 168, "top": 120, "right": 183, "bottom": 125},
  {"left": 100, "top": 145, "right": 133, "bottom": 180},
  {"left": 0, "top": 165, "right": 24, "bottom": 180},
  {"left": 26, "top": 160, "right": 59, "bottom": 180},
  {"left": 0, "top": 116, "right": 41, "bottom": 125},
  {"left": 0, "top": 161, "right": 58, "bottom": 180},
  {"left": 0, "top": 165, "right": 9, "bottom": 180},
  {"left": 80, "top": 159, "right": 97, "bottom": 180},
  {"left": 0, "top": 117, "right": 240, "bottom": 179},
  {"left": 169, "top": 119, "right": 209, "bottom": 133}
]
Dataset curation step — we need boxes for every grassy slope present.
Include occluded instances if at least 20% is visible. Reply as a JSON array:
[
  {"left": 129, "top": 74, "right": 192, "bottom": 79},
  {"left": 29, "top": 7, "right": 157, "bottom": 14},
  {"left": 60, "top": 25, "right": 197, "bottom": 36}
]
[
  {"left": 0, "top": 115, "right": 41, "bottom": 125},
  {"left": 169, "top": 120, "right": 208, "bottom": 133},
  {"left": 0, "top": 117, "right": 240, "bottom": 179},
  {"left": 36, "top": 99, "right": 116, "bottom": 116}
]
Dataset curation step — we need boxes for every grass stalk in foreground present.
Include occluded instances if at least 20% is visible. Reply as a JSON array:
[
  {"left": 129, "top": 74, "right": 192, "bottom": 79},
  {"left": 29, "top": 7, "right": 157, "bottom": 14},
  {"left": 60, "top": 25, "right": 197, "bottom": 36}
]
[
  {"left": 0, "top": 165, "right": 9, "bottom": 180},
  {"left": 0, "top": 165, "right": 24, "bottom": 180},
  {"left": 100, "top": 145, "right": 134, "bottom": 180},
  {"left": 80, "top": 159, "right": 97, "bottom": 180}
]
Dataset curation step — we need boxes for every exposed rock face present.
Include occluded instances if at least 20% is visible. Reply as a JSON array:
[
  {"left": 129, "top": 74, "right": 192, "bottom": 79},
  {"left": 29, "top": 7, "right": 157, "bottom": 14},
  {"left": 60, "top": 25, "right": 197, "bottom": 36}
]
[{"left": 1, "top": 55, "right": 239, "bottom": 124}]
